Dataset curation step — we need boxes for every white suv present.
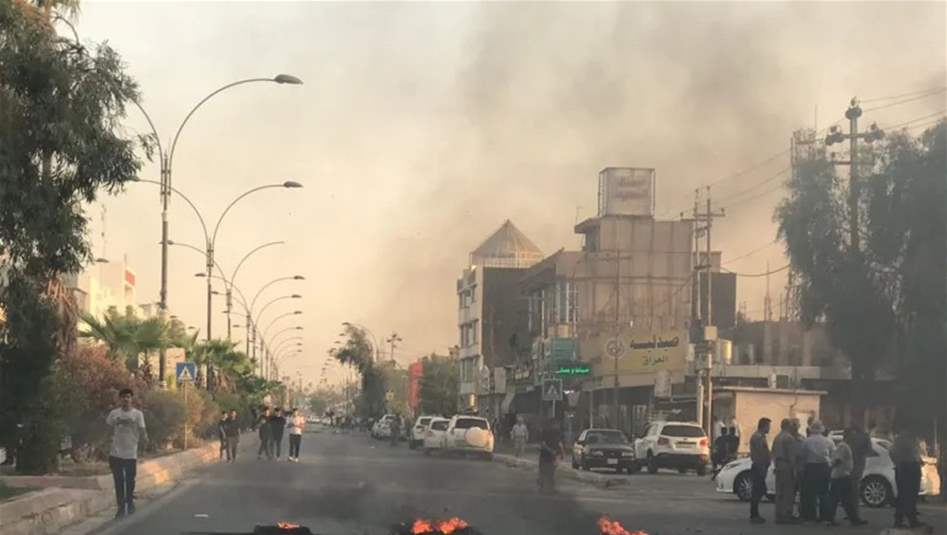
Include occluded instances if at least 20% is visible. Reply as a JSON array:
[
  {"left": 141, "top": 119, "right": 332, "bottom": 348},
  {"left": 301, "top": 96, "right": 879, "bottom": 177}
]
[
  {"left": 444, "top": 415, "right": 494, "bottom": 459},
  {"left": 633, "top": 421, "right": 710, "bottom": 475},
  {"left": 409, "top": 416, "right": 435, "bottom": 449}
]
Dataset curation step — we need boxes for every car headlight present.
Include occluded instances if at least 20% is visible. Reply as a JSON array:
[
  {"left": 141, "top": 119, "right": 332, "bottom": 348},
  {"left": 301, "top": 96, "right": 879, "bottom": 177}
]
[{"left": 591, "top": 451, "right": 604, "bottom": 457}]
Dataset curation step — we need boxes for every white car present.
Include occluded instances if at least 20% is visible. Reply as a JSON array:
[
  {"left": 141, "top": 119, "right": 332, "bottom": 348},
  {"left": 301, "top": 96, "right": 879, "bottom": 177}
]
[
  {"left": 633, "top": 421, "right": 710, "bottom": 475},
  {"left": 410, "top": 416, "right": 435, "bottom": 449},
  {"left": 371, "top": 414, "right": 398, "bottom": 439},
  {"left": 444, "top": 415, "right": 494, "bottom": 458},
  {"left": 714, "top": 438, "right": 942, "bottom": 507},
  {"left": 422, "top": 417, "right": 451, "bottom": 453}
]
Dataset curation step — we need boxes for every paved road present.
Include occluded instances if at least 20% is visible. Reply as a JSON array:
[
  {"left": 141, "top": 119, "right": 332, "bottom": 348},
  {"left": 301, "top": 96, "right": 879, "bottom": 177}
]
[{"left": 97, "top": 429, "right": 944, "bottom": 535}]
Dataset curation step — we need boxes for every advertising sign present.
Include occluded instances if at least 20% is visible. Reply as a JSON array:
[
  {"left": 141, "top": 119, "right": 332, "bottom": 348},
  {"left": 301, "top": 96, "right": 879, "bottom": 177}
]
[
  {"left": 598, "top": 167, "right": 655, "bottom": 217},
  {"left": 600, "top": 329, "right": 688, "bottom": 373}
]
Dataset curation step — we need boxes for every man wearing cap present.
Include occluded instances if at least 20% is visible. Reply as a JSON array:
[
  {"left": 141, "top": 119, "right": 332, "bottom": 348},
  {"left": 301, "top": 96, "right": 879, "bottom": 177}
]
[{"left": 800, "top": 420, "right": 835, "bottom": 522}]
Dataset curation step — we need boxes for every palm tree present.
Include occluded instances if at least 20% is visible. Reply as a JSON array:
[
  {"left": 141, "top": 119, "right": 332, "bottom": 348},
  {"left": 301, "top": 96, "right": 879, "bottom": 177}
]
[
  {"left": 190, "top": 339, "right": 252, "bottom": 392},
  {"left": 79, "top": 306, "right": 170, "bottom": 379}
]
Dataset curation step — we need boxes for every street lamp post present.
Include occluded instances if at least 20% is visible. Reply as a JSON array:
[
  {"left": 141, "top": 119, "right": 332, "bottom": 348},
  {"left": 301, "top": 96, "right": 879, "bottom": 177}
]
[
  {"left": 254, "top": 297, "right": 302, "bottom": 374},
  {"left": 130, "top": 74, "right": 303, "bottom": 388},
  {"left": 265, "top": 326, "right": 304, "bottom": 378},
  {"left": 247, "top": 277, "right": 305, "bottom": 371}
]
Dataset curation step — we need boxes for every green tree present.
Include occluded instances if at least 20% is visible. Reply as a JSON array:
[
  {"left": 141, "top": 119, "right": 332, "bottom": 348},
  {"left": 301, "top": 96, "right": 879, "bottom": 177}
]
[
  {"left": 333, "top": 325, "right": 387, "bottom": 419},
  {"left": 776, "top": 121, "right": 946, "bottom": 427},
  {"left": 0, "top": 1, "right": 145, "bottom": 473},
  {"left": 79, "top": 306, "right": 169, "bottom": 377},
  {"left": 418, "top": 354, "right": 459, "bottom": 416}
]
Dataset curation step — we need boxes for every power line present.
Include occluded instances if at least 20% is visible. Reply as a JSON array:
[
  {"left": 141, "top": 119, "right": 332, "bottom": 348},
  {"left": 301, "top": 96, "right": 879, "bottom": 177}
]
[
  {"left": 881, "top": 109, "right": 947, "bottom": 130},
  {"left": 721, "top": 264, "right": 790, "bottom": 278},
  {"left": 723, "top": 239, "right": 780, "bottom": 265},
  {"left": 863, "top": 88, "right": 947, "bottom": 112},
  {"left": 716, "top": 166, "right": 791, "bottom": 206},
  {"left": 861, "top": 86, "right": 947, "bottom": 103}
]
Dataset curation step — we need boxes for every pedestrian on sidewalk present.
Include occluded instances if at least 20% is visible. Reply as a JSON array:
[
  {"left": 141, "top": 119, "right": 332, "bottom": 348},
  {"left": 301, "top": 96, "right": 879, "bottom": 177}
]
[
  {"left": 106, "top": 388, "right": 147, "bottom": 519},
  {"left": 288, "top": 408, "right": 305, "bottom": 462},
  {"left": 223, "top": 409, "right": 240, "bottom": 462},
  {"left": 256, "top": 406, "right": 271, "bottom": 460},
  {"left": 538, "top": 418, "right": 564, "bottom": 494},
  {"left": 772, "top": 418, "right": 799, "bottom": 524},
  {"left": 217, "top": 411, "right": 229, "bottom": 462},
  {"left": 825, "top": 428, "right": 866, "bottom": 527},
  {"left": 800, "top": 420, "right": 834, "bottom": 522},
  {"left": 389, "top": 414, "right": 401, "bottom": 447},
  {"left": 748, "top": 417, "right": 771, "bottom": 524},
  {"left": 890, "top": 422, "right": 924, "bottom": 528},
  {"left": 511, "top": 416, "right": 529, "bottom": 458},
  {"left": 270, "top": 408, "right": 287, "bottom": 460}
]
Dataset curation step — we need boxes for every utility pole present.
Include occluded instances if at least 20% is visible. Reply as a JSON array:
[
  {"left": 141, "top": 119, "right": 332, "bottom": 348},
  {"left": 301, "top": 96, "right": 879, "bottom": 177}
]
[
  {"left": 613, "top": 232, "right": 623, "bottom": 431},
  {"left": 693, "top": 187, "right": 725, "bottom": 435}
]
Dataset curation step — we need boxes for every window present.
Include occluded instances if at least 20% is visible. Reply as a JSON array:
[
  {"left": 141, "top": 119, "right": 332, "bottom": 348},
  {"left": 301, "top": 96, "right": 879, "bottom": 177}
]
[
  {"left": 471, "top": 320, "right": 478, "bottom": 344},
  {"left": 586, "top": 430, "right": 628, "bottom": 444},
  {"left": 418, "top": 417, "right": 431, "bottom": 426},
  {"left": 470, "top": 285, "right": 477, "bottom": 303},
  {"left": 661, "top": 424, "right": 705, "bottom": 438},
  {"left": 431, "top": 421, "right": 448, "bottom": 431},
  {"left": 454, "top": 418, "right": 489, "bottom": 430}
]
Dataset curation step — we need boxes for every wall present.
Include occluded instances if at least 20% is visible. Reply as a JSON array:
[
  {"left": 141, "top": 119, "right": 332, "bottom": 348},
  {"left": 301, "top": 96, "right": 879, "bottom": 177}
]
[{"left": 731, "top": 390, "right": 821, "bottom": 453}]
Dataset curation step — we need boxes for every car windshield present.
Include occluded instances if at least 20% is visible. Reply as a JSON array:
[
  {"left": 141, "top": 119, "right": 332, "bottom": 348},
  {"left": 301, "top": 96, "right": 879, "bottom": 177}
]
[
  {"left": 662, "top": 425, "right": 705, "bottom": 438},
  {"left": 454, "top": 418, "right": 489, "bottom": 430},
  {"left": 5, "top": 3, "right": 939, "bottom": 535},
  {"left": 586, "top": 431, "right": 627, "bottom": 444}
]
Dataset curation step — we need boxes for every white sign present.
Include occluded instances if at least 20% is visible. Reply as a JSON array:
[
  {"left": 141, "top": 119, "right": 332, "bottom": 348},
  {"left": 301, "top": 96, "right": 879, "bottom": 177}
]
[
  {"left": 598, "top": 167, "right": 655, "bottom": 217},
  {"left": 493, "top": 367, "right": 507, "bottom": 395},
  {"left": 654, "top": 370, "right": 672, "bottom": 398},
  {"left": 175, "top": 362, "right": 196, "bottom": 383},
  {"left": 542, "top": 379, "right": 563, "bottom": 401}
]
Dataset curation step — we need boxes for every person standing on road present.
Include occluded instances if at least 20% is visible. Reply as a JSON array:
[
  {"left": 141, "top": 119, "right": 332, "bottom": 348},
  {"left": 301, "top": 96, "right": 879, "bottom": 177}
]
[
  {"left": 712, "top": 427, "right": 731, "bottom": 477},
  {"left": 511, "top": 416, "right": 529, "bottom": 458},
  {"left": 389, "top": 414, "right": 402, "bottom": 447},
  {"left": 890, "top": 423, "right": 924, "bottom": 528},
  {"left": 256, "top": 406, "right": 271, "bottom": 460},
  {"left": 106, "top": 388, "right": 147, "bottom": 519},
  {"left": 825, "top": 428, "right": 867, "bottom": 527},
  {"left": 217, "top": 411, "right": 229, "bottom": 462},
  {"left": 270, "top": 408, "right": 287, "bottom": 460},
  {"left": 223, "top": 409, "right": 240, "bottom": 462},
  {"left": 800, "top": 420, "right": 834, "bottom": 522},
  {"left": 748, "top": 417, "right": 771, "bottom": 524},
  {"left": 288, "top": 408, "right": 305, "bottom": 462},
  {"left": 538, "top": 419, "right": 564, "bottom": 494},
  {"left": 772, "top": 418, "right": 799, "bottom": 524}
]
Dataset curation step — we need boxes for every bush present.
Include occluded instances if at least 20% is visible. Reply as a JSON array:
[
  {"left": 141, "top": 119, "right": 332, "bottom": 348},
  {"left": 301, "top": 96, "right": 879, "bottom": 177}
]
[{"left": 140, "top": 389, "right": 185, "bottom": 451}]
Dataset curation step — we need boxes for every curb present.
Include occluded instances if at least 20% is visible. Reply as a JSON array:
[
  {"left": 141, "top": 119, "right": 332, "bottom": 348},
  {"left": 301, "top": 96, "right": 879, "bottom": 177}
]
[{"left": 492, "top": 453, "right": 631, "bottom": 489}]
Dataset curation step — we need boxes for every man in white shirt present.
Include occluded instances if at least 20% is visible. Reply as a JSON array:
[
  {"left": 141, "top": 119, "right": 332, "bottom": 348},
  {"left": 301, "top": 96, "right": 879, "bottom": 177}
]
[
  {"left": 287, "top": 408, "right": 305, "bottom": 462},
  {"left": 800, "top": 420, "right": 834, "bottom": 522},
  {"left": 106, "top": 388, "right": 147, "bottom": 518}
]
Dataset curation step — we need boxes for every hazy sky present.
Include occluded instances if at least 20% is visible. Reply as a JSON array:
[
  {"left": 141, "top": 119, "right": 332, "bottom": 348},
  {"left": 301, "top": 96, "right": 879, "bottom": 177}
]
[{"left": 72, "top": 1, "right": 946, "bottom": 386}]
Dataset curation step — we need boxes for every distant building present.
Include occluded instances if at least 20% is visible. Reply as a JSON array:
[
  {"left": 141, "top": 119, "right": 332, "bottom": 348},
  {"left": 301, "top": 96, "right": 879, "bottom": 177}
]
[
  {"left": 457, "top": 220, "right": 543, "bottom": 416},
  {"left": 62, "top": 255, "right": 143, "bottom": 319}
]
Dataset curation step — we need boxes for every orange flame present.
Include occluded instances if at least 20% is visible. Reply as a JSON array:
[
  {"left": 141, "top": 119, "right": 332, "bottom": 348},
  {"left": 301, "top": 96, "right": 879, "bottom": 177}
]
[
  {"left": 597, "top": 516, "right": 647, "bottom": 535},
  {"left": 410, "top": 517, "right": 470, "bottom": 534},
  {"left": 277, "top": 522, "right": 301, "bottom": 531}
]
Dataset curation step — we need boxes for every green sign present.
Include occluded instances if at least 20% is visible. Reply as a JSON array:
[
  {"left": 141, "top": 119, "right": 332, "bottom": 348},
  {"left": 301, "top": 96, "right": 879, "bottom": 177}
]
[{"left": 556, "top": 365, "right": 590, "bottom": 376}]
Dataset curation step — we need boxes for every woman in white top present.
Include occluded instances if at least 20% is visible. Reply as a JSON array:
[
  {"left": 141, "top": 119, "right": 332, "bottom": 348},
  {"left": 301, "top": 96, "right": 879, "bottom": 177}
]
[{"left": 287, "top": 408, "right": 306, "bottom": 462}]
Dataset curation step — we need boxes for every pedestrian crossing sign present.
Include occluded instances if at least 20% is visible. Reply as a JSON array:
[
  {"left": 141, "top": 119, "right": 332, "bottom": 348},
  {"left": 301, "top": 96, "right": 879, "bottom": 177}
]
[
  {"left": 176, "top": 362, "right": 196, "bottom": 383},
  {"left": 542, "top": 378, "right": 563, "bottom": 401}
]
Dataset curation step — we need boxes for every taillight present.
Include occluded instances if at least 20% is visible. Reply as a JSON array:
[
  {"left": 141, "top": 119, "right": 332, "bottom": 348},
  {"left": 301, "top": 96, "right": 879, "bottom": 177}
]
[
  {"left": 657, "top": 437, "right": 670, "bottom": 446},
  {"left": 699, "top": 438, "right": 708, "bottom": 447}
]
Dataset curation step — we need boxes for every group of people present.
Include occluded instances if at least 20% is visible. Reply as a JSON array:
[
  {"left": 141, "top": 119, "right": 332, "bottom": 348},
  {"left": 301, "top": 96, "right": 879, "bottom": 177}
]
[
  {"left": 216, "top": 409, "right": 241, "bottom": 462},
  {"left": 254, "top": 406, "right": 306, "bottom": 462},
  {"left": 748, "top": 416, "right": 927, "bottom": 529}
]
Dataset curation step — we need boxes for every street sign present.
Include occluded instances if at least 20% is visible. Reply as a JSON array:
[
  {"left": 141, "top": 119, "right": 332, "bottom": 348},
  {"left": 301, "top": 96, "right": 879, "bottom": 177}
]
[
  {"left": 605, "top": 338, "right": 626, "bottom": 359},
  {"left": 385, "top": 391, "right": 394, "bottom": 401},
  {"left": 556, "top": 364, "right": 591, "bottom": 376},
  {"left": 176, "top": 362, "right": 196, "bottom": 383},
  {"left": 542, "top": 378, "right": 563, "bottom": 401}
]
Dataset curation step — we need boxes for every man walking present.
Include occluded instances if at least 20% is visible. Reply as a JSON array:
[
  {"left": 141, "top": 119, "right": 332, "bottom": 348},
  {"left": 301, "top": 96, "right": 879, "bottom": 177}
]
[
  {"left": 223, "top": 409, "right": 240, "bottom": 462},
  {"left": 106, "top": 388, "right": 147, "bottom": 519},
  {"left": 749, "top": 417, "right": 771, "bottom": 524},
  {"left": 510, "top": 416, "right": 529, "bottom": 458},
  {"left": 825, "top": 428, "right": 867, "bottom": 526},
  {"left": 389, "top": 414, "right": 401, "bottom": 447},
  {"left": 800, "top": 420, "right": 834, "bottom": 522},
  {"left": 890, "top": 424, "right": 924, "bottom": 528},
  {"left": 772, "top": 418, "right": 799, "bottom": 523},
  {"left": 217, "top": 411, "right": 229, "bottom": 461},
  {"left": 538, "top": 419, "right": 564, "bottom": 494},
  {"left": 288, "top": 408, "right": 305, "bottom": 462},
  {"left": 256, "top": 406, "right": 271, "bottom": 460},
  {"left": 270, "top": 408, "right": 287, "bottom": 460}
]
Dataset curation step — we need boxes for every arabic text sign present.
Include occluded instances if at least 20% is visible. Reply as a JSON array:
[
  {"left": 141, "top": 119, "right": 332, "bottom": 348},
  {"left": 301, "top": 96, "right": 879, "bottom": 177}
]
[{"left": 603, "top": 330, "right": 688, "bottom": 373}]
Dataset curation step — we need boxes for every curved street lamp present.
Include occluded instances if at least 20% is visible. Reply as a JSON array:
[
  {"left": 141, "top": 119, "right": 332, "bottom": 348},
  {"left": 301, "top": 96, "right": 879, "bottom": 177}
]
[
  {"left": 264, "top": 326, "right": 303, "bottom": 378},
  {"left": 130, "top": 74, "right": 302, "bottom": 386},
  {"left": 262, "top": 311, "right": 303, "bottom": 342}
]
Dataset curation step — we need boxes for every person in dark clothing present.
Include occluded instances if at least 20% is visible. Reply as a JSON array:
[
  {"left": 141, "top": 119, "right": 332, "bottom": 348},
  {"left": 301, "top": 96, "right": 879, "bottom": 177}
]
[
  {"left": 712, "top": 427, "right": 731, "bottom": 477},
  {"left": 389, "top": 414, "right": 402, "bottom": 447},
  {"left": 217, "top": 411, "right": 228, "bottom": 461},
  {"left": 269, "top": 409, "right": 287, "bottom": 460},
  {"left": 538, "top": 419, "right": 564, "bottom": 494},
  {"left": 848, "top": 425, "right": 871, "bottom": 523},
  {"left": 749, "top": 417, "right": 772, "bottom": 524},
  {"left": 256, "top": 407, "right": 271, "bottom": 460},
  {"left": 891, "top": 426, "right": 924, "bottom": 528},
  {"left": 223, "top": 409, "right": 240, "bottom": 462},
  {"left": 727, "top": 426, "right": 740, "bottom": 456}
]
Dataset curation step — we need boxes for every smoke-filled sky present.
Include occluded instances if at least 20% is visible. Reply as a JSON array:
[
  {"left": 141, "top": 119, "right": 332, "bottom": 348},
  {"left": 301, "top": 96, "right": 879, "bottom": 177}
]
[{"left": 73, "top": 1, "right": 946, "bottom": 386}]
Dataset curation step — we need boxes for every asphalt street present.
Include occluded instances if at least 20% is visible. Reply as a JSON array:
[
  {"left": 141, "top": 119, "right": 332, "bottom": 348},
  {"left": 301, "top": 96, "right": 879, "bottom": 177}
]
[{"left": 95, "top": 428, "right": 945, "bottom": 535}]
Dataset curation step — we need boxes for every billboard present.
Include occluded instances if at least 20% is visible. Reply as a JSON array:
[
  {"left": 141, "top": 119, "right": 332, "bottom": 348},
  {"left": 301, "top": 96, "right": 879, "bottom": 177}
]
[
  {"left": 598, "top": 167, "right": 655, "bottom": 217},
  {"left": 597, "top": 329, "right": 688, "bottom": 374}
]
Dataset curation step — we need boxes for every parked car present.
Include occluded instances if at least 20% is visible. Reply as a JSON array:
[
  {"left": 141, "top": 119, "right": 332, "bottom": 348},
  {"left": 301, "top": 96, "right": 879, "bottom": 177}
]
[
  {"left": 572, "top": 428, "right": 636, "bottom": 473},
  {"left": 410, "top": 416, "right": 435, "bottom": 449},
  {"left": 371, "top": 414, "right": 398, "bottom": 439},
  {"left": 633, "top": 421, "right": 710, "bottom": 475},
  {"left": 444, "top": 415, "right": 494, "bottom": 458},
  {"left": 422, "top": 417, "right": 451, "bottom": 453},
  {"left": 714, "top": 437, "right": 942, "bottom": 507}
]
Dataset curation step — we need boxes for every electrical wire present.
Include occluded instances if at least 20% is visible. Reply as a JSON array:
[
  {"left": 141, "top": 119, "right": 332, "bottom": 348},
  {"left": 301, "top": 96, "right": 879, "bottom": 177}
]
[
  {"left": 863, "top": 88, "right": 947, "bottom": 112},
  {"left": 723, "top": 239, "right": 780, "bottom": 265},
  {"left": 721, "top": 264, "right": 790, "bottom": 278},
  {"left": 861, "top": 86, "right": 947, "bottom": 103},
  {"left": 881, "top": 109, "right": 947, "bottom": 130}
]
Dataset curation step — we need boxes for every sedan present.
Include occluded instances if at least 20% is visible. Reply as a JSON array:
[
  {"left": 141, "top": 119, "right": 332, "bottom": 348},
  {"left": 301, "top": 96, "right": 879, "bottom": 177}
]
[{"left": 572, "top": 428, "right": 637, "bottom": 473}]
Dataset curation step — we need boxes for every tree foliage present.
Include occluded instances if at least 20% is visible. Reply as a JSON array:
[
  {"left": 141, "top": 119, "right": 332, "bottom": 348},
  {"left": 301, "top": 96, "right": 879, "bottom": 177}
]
[
  {"left": 776, "top": 121, "right": 946, "bottom": 425},
  {"left": 419, "top": 354, "right": 459, "bottom": 417},
  {"left": 333, "top": 324, "right": 388, "bottom": 419}
]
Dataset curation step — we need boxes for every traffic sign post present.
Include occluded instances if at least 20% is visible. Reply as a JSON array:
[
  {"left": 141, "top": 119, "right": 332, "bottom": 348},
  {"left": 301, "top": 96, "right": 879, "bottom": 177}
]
[
  {"left": 542, "top": 378, "right": 563, "bottom": 420},
  {"left": 176, "top": 363, "right": 196, "bottom": 449}
]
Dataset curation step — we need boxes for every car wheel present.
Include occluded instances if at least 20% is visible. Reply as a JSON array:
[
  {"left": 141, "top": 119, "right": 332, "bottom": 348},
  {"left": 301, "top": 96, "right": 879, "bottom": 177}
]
[
  {"left": 861, "top": 475, "right": 892, "bottom": 508},
  {"left": 628, "top": 462, "right": 641, "bottom": 474},
  {"left": 734, "top": 471, "right": 753, "bottom": 502},
  {"left": 696, "top": 465, "right": 707, "bottom": 477},
  {"left": 571, "top": 455, "right": 579, "bottom": 469},
  {"left": 647, "top": 452, "right": 658, "bottom": 474}
]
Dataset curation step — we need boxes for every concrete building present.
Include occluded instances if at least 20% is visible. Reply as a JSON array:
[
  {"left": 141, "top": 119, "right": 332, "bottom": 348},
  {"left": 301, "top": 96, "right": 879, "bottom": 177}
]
[
  {"left": 457, "top": 220, "right": 543, "bottom": 416},
  {"left": 63, "top": 255, "right": 143, "bottom": 319}
]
